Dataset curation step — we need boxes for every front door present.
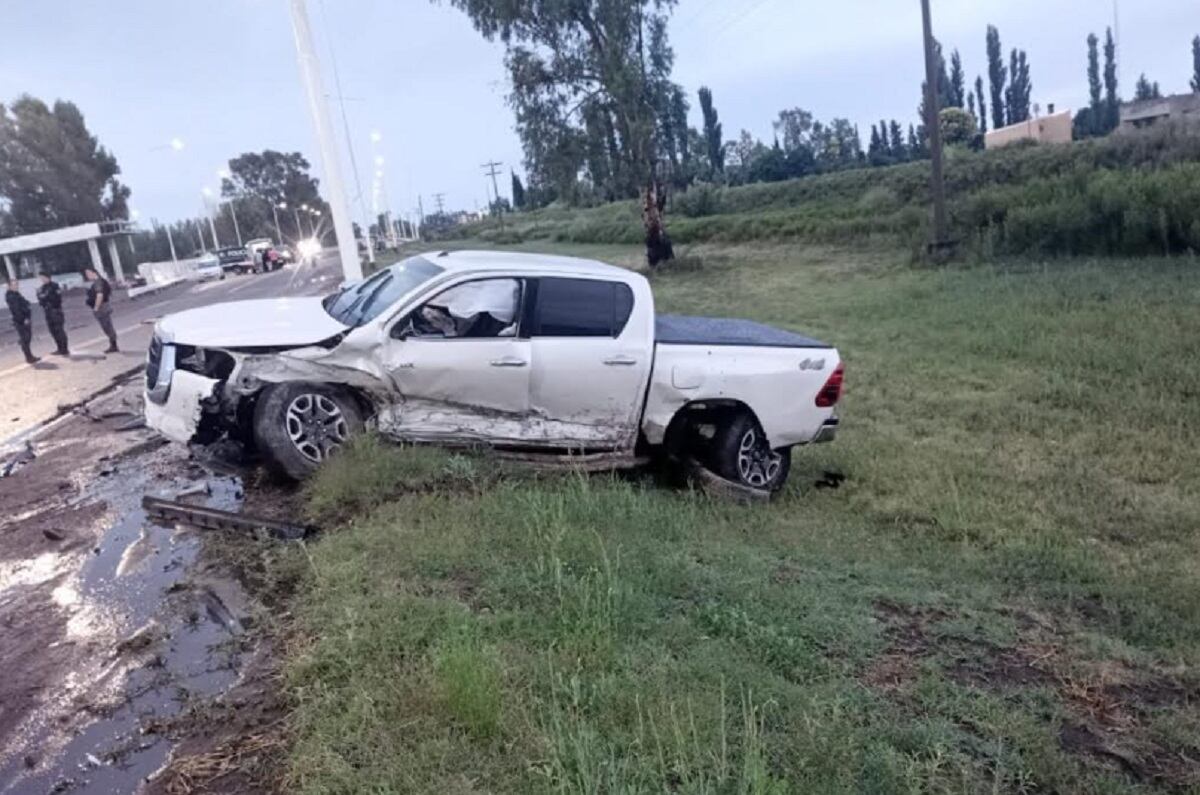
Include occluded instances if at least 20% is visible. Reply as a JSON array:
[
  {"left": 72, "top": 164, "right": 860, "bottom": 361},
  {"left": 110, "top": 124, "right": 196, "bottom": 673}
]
[{"left": 377, "top": 278, "right": 533, "bottom": 445}]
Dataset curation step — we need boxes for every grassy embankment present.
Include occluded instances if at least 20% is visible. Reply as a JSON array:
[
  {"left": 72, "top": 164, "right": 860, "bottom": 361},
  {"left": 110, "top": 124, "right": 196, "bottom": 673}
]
[
  {"left": 448, "top": 124, "right": 1200, "bottom": 261},
  {"left": 281, "top": 239, "right": 1200, "bottom": 793}
]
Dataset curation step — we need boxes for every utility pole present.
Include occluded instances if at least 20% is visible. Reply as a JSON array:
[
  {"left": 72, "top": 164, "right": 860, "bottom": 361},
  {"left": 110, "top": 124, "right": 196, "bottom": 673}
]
[
  {"left": 433, "top": 193, "right": 446, "bottom": 215},
  {"left": 272, "top": 202, "right": 285, "bottom": 245},
  {"left": 481, "top": 160, "right": 506, "bottom": 229},
  {"left": 165, "top": 224, "right": 177, "bottom": 262},
  {"left": 289, "top": 0, "right": 362, "bottom": 281},
  {"left": 920, "top": 0, "right": 950, "bottom": 259}
]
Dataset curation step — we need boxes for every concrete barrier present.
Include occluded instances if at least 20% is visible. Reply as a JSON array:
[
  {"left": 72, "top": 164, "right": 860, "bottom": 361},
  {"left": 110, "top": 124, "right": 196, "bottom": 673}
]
[{"left": 125, "top": 258, "right": 205, "bottom": 298}]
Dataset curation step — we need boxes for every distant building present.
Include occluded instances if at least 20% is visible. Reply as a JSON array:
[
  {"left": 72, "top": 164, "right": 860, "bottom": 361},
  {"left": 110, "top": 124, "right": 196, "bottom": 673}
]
[
  {"left": 1117, "top": 93, "right": 1200, "bottom": 133},
  {"left": 985, "top": 108, "right": 1073, "bottom": 149}
]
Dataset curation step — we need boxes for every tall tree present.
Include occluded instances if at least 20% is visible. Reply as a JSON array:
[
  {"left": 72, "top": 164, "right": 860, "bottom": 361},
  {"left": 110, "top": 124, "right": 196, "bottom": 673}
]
[
  {"left": 949, "top": 50, "right": 966, "bottom": 108},
  {"left": 888, "top": 120, "right": 905, "bottom": 160},
  {"left": 1072, "top": 33, "right": 1105, "bottom": 139},
  {"left": 906, "top": 124, "right": 919, "bottom": 156},
  {"left": 220, "top": 150, "right": 326, "bottom": 243},
  {"left": 1103, "top": 27, "right": 1120, "bottom": 132},
  {"left": 868, "top": 124, "right": 884, "bottom": 162},
  {"left": 918, "top": 40, "right": 955, "bottom": 123},
  {"left": 1191, "top": 35, "right": 1199, "bottom": 92},
  {"left": 986, "top": 25, "right": 1007, "bottom": 130},
  {"left": 1006, "top": 49, "right": 1032, "bottom": 124},
  {"left": 0, "top": 96, "right": 129, "bottom": 236},
  {"left": 1134, "top": 74, "right": 1162, "bottom": 100},
  {"left": 510, "top": 171, "right": 526, "bottom": 210},
  {"left": 968, "top": 90, "right": 977, "bottom": 121},
  {"left": 1084, "top": 34, "right": 1099, "bottom": 111},
  {"left": 974, "top": 76, "right": 987, "bottom": 134},
  {"left": 772, "top": 107, "right": 814, "bottom": 154},
  {"left": 698, "top": 86, "right": 724, "bottom": 175},
  {"left": 444, "top": 0, "right": 682, "bottom": 265}
]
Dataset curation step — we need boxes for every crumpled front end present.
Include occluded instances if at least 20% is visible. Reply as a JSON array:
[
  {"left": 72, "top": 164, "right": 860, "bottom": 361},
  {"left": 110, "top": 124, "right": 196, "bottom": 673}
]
[
  {"left": 144, "top": 369, "right": 221, "bottom": 444},
  {"left": 142, "top": 327, "right": 393, "bottom": 450}
]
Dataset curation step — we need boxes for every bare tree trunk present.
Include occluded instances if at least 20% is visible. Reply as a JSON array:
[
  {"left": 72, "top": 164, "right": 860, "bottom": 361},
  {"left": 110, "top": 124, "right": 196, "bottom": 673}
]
[{"left": 642, "top": 178, "right": 673, "bottom": 268}]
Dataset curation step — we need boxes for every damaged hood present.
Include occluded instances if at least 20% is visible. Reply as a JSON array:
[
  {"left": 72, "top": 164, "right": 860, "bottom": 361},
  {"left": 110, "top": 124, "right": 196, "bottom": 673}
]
[{"left": 156, "top": 297, "right": 350, "bottom": 348}]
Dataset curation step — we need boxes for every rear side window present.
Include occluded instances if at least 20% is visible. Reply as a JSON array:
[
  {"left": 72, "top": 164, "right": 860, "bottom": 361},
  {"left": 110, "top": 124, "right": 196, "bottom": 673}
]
[{"left": 530, "top": 278, "right": 634, "bottom": 338}]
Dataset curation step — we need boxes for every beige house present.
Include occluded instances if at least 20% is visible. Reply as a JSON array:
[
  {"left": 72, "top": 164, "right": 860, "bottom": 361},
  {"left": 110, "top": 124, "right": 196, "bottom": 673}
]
[
  {"left": 985, "top": 109, "right": 1074, "bottom": 149},
  {"left": 1118, "top": 93, "right": 1200, "bottom": 133}
]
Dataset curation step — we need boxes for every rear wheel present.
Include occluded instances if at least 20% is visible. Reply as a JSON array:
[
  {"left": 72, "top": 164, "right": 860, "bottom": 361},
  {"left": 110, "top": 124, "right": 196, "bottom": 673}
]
[
  {"left": 253, "top": 382, "right": 364, "bottom": 480},
  {"left": 711, "top": 413, "right": 791, "bottom": 492}
]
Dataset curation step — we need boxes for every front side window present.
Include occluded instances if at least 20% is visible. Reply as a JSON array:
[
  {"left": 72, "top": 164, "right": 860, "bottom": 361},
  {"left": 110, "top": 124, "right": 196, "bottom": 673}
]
[
  {"left": 399, "top": 278, "right": 522, "bottom": 339},
  {"left": 529, "top": 278, "right": 634, "bottom": 338}
]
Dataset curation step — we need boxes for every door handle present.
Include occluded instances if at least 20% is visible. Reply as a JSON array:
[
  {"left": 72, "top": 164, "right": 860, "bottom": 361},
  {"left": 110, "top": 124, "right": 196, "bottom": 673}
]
[
  {"left": 490, "top": 357, "right": 528, "bottom": 368},
  {"left": 603, "top": 356, "right": 638, "bottom": 366}
]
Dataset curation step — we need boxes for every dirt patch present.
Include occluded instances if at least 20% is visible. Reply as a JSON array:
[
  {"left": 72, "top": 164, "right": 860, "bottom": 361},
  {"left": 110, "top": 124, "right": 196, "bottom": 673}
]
[
  {"left": 146, "top": 642, "right": 289, "bottom": 795},
  {"left": 861, "top": 600, "right": 948, "bottom": 692},
  {"left": 0, "top": 501, "right": 108, "bottom": 565},
  {"left": 865, "top": 600, "right": 1200, "bottom": 791},
  {"left": 1057, "top": 661, "right": 1200, "bottom": 791}
]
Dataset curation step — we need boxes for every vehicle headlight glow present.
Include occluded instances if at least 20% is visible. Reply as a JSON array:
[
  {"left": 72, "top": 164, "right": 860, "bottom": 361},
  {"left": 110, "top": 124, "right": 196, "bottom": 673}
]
[{"left": 298, "top": 238, "right": 321, "bottom": 258}]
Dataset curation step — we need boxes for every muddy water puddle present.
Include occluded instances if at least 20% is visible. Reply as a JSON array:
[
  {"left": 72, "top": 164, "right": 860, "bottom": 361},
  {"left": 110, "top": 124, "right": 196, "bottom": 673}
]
[{"left": 1, "top": 463, "right": 251, "bottom": 794}]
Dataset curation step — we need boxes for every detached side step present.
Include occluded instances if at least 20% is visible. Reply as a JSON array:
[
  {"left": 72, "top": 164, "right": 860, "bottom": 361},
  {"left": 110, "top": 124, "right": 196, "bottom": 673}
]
[
  {"left": 142, "top": 496, "right": 312, "bottom": 540},
  {"left": 495, "top": 450, "right": 650, "bottom": 472}
]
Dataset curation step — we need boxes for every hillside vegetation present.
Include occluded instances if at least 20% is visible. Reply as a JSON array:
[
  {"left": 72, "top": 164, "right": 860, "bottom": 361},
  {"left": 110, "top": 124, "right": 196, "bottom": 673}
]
[{"left": 461, "top": 125, "right": 1200, "bottom": 259}]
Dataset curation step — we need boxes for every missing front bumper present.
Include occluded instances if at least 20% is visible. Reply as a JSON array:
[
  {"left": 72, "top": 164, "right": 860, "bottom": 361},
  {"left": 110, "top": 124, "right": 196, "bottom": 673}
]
[{"left": 144, "top": 370, "right": 220, "bottom": 444}]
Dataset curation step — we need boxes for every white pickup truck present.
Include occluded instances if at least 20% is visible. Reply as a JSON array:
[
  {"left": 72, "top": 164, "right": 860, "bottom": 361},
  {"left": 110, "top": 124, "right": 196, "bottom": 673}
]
[{"left": 144, "top": 251, "right": 843, "bottom": 491}]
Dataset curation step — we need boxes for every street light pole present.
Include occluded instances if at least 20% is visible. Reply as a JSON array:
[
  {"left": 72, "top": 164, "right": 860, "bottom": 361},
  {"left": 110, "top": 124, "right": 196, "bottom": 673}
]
[
  {"left": 226, "top": 200, "right": 243, "bottom": 246},
  {"left": 289, "top": 0, "right": 362, "bottom": 281},
  {"left": 272, "top": 203, "right": 285, "bottom": 244},
  {"left": 165, "top": 224, "right": 177, "bottom": 262}
]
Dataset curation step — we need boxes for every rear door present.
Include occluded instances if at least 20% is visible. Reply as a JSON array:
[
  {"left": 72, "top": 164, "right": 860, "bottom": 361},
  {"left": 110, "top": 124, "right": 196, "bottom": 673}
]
[{"left": 526, "top": 277, "right": 650, "bottom": 450}]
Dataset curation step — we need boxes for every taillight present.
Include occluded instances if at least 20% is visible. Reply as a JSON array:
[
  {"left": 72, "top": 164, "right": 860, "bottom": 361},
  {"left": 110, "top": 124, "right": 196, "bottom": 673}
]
[{"left": 815, "top": 362, "right": 844, "bottom": 408}]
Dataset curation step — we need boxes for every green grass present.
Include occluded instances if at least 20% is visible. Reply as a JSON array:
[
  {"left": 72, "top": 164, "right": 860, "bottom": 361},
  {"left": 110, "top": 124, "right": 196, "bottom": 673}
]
[{"left": 283, "top": 241, "right": 1200, "bottom": 793}]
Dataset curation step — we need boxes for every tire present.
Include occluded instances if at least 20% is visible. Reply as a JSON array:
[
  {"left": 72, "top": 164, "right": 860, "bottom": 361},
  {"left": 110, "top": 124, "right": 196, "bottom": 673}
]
[
  {"left": 711, "top": 412, "right": 791, "bottom": 492},
  {"left": 253, "top": 382, "right": 364, "bottom": 480}
]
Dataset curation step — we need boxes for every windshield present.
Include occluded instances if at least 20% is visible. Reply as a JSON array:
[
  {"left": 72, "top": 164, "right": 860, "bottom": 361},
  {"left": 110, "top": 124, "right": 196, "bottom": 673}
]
[{"left": 323, "top": 256, "right": 443, "bottom": 327}]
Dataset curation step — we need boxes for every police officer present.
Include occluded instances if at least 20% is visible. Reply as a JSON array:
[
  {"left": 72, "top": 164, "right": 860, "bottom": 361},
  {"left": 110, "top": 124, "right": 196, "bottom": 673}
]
[
  {"left": 5, "top": 279, "right": 39, "bottom": 364},
  {"left": 36, "top": 273, "right": 70, "bottom": 356},
  {"left": 83, "top": 268, "right": 118, "bottom": 353}
]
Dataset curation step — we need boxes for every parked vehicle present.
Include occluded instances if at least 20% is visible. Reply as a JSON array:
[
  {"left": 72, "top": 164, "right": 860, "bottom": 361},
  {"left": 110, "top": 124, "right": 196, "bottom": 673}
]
[
  {"left": 215, "top": 246, "right": 255, "bottom": 275},
  {"left": 245, "top": 238, "right": 283, "bottom": 272},
  {"left": 194, "top": 253, "right": 225, "bottom": 282},
  {"left": 144, "top": 251, "right": 843, "bottom": 489}
]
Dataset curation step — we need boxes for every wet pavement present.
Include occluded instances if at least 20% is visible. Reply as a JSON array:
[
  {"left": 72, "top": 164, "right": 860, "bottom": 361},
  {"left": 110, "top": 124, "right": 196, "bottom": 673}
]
[{"left": 0, "top": 381, "right": 266, "bottom": 794}]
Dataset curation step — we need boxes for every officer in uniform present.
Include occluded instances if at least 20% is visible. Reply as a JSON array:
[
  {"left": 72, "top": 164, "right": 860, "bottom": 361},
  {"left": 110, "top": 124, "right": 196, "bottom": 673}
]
[
  {"left": 5, "top": 279, "right": 39, "bottom": 364},
  {"left": 36, "top": 273, "right": 70, "bottom": 356}
]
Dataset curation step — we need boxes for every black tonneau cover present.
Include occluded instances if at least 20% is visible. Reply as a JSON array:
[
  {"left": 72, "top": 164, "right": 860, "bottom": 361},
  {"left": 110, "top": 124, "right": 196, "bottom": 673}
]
[{"left": 655, "top": 315, "right": 831, "bottom": 349}]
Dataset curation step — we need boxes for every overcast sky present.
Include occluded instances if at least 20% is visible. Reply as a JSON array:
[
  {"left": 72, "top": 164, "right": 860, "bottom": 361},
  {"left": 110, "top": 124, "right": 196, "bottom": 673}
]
[{"left": 0, "top": 0, "right": 1194, "bottom": 228}]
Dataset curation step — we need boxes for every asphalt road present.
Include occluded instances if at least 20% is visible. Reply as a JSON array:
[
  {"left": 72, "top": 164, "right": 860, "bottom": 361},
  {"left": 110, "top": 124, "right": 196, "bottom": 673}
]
[{"left": 0, "top": 253, "right": 344, "bottom": 448}]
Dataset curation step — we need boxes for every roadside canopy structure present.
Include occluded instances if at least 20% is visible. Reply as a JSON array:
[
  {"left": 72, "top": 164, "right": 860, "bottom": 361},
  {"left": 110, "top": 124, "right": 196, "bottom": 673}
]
[{"left": 0, "top": 220, "right": 136, "bottom": 284}]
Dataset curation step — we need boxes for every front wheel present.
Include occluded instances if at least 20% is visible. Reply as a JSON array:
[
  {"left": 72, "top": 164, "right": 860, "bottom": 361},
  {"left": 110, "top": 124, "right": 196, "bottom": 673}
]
[
  {"left": 711, "top": 414, "right": 791, "bottom": 492},
  {"left": 253, "top": 383, "right": 364, "bottom": 480}
]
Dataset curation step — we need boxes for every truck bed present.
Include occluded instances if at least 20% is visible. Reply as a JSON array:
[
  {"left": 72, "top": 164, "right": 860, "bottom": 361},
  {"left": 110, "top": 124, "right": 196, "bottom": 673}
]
[{"left": 655, "top": 315, "right": 831, "bottom": 349}]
